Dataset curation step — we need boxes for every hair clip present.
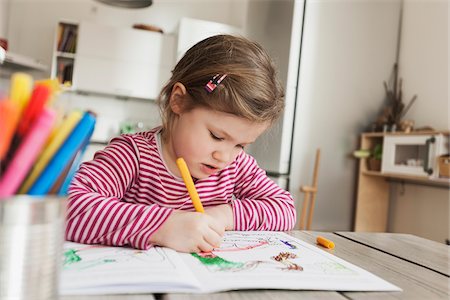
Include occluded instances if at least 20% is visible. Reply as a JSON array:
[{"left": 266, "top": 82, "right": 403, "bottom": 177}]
[{"left": 204, "top": 74, "right": 227, "bottom": 93}]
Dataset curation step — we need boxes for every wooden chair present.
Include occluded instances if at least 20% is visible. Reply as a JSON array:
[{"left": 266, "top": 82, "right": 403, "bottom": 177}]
[{"left": 299, "top": 148, "right": 321, "bottom": 230}]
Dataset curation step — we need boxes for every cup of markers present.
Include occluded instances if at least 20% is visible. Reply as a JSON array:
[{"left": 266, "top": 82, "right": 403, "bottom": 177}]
[
  {"left": 0, "top": 196, "right": 65, "bottom": 300},
  {"left": 0, "top": 72, "right": 94, "bottom": 300}
]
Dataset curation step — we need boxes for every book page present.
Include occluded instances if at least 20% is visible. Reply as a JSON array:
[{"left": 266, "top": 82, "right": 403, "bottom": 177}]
[
  {"left": 180, "top": 231, "right": 401, "bottom": 293},
  {"left": 60, "top": 242, "right": 201, "bottom": 295},
  {"left": 60, "top": 232, "right": 401, "bottom": 295}
]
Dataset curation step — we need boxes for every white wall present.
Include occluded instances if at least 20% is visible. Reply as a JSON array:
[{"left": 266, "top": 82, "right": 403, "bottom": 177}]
[
  {"left": 5, "top": 0, "right": 247, "bottom": 151},
  {"left": 7, "top": 0, "right": 247, "bottom": 76},
  {"left": 289, "top": 0, "right": 402, "bottom": 231},
  {"left": 387, "top": 0, "right": 449, "bottom": 243},
  {"left": 0, "top": 0, "right": 9, "bottom": 39},
  {"left": 398, "top": 0, "right": 449, "bottom": 131},
  {"left": 0, "top": 0, "right": 11, "bottom": 91}
]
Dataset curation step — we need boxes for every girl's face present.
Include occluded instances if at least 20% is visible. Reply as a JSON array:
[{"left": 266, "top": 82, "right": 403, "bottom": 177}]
[{"left": 163, "top": 85, "right": 269, "bottom": 179}]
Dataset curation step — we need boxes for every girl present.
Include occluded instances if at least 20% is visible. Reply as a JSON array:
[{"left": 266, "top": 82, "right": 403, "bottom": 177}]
[{"left": 66, "top": 34, "right": 296, "bottom": 253}]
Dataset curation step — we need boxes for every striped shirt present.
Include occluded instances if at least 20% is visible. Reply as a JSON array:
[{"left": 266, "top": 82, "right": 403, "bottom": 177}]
[{"left": 66, "top": 127, "right": 296, "bottom": 249}]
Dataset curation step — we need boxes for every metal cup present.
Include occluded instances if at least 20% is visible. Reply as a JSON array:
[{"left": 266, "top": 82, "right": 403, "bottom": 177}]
[{"left": 0, "top": 196, "right": 66, "bottom": 300}]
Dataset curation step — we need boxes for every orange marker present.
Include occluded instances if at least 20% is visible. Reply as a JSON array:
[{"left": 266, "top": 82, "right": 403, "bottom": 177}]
[
  {"left": 0, "top": 99, "right": 20, "bottom": 160},
  {"left": 316, "top": 236, "right": 335, "bottom": 249}
]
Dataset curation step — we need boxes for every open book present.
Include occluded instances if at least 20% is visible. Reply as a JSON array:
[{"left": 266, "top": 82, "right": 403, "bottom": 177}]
[{"left": 60, "top": 231, "right": 401, "bottom": 295}]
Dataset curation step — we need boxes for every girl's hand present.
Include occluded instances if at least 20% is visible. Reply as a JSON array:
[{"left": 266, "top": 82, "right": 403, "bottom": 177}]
[
  {"left": 204, "top": 204, "right": 234, "bottom": 231},
  {"left": 150, "top": 210, "right": 225, "bottom": 253}
]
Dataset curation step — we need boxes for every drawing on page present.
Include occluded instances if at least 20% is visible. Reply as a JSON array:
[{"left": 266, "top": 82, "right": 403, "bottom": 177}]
[
  {"left": 191, "top": 252, "right": 262, "bottom": 272},
  {"left": 63, "top": 244, "right": 175, "bottom": 271},
  {"left": 271, "top": 251, "right": 303, "bottom": 271},
  {"left": 211, "top": 231, "right": 279, "bottom": 252},
  {"left": 305, "top": 261, "right": 357, "bottom": 275},
  {"left": 280, "top": 239, "right": 297, "bottom": 249},
  {"left": 64, "top": 248, "right": 116, "bottom": 270},
  {"left": 191, "top": 233, "right": 306, "bottom": 273}
]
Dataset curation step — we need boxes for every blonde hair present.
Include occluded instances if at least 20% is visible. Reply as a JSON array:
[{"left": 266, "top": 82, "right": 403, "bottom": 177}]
[{"left": 158, "top": 34, "right": 284, "bottom": 141}]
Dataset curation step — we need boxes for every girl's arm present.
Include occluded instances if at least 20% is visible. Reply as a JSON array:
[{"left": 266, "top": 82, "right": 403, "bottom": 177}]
[
  {"left": 65, "top": 135, "right": 173, "bottom": 250},
  {"left": 231, "top": 152, "right": 297, "bottom": 231}
]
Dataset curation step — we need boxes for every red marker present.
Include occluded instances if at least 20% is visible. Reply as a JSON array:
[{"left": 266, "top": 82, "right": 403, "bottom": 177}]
[{"left": 16, "top": 84, "right": 52, "bottom": 137}]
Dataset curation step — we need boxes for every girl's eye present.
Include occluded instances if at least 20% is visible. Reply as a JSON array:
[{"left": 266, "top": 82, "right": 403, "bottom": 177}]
[
  {"left": 236, "top": 144, "right": 245, "bottom": 150},
  {"left": 210, "top": 131, "right": 223, "bottom": 141}
]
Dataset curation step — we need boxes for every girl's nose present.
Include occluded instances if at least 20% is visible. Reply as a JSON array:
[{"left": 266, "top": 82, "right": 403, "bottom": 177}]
[{"left": 212, "top": 149, "right": 231, "bottom": 164}]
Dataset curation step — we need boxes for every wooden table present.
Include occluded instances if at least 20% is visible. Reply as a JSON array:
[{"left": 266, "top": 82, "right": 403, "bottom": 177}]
[{"left": 61, "top": 231, "right": 450, "bottom": 300}]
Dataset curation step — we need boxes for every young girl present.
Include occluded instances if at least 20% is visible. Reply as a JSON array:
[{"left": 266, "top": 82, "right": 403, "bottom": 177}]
[{"left": 66, "top": 34, "right": 296, "bottom": 253}]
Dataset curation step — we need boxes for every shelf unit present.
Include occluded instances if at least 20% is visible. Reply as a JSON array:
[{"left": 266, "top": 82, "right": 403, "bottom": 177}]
[
  {"left": 50, "top": 21, "right": 175, "bottom": 100},
  {"left": 354, "top": 131, "right": 450, "bottom": 232},
  {"left": 51, "top": 21, "right": 78, "bottom": 86},
  {"left": 1, "top": 51, "right": 48, "bottom": 71}
]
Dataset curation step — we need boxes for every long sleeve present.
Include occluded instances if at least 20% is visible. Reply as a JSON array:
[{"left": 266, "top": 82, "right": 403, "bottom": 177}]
[
  {"left": 65, "top": 135, "right": 172, "bottom": 250},
  {"left": 230, "top": 152, "right": 296, "bottom": 231}
]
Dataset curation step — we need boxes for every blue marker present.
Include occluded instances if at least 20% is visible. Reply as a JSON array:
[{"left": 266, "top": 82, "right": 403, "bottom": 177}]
[{"left": 280, "top": 240, "right": 296, "bottom": 249}]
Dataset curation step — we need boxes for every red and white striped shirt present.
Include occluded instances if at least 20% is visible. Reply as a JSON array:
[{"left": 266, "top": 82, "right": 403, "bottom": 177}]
[{"left": 66, "top": 127, "right": 296, "bottom": 249}]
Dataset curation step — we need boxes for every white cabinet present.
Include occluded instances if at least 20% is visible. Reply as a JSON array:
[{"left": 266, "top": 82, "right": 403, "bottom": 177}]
[
  {"left": 381, "top": 133, "right": 449, "bottom": 178},
  {"left": 52, "top": 21, "right": 175, "bottom": 100}
]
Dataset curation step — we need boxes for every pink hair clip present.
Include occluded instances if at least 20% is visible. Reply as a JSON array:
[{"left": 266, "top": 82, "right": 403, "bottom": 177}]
[{"left": 204, "top": 74, "right": 227, "bottom": 93}]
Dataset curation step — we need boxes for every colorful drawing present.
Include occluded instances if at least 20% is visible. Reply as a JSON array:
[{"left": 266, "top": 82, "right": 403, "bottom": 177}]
[
  {"left": 63, "top": 248, "right": 117, "bottom": 270},
  {"left": 211, "top": 232, "right": 278, "bottom": 252},
  {"left": 280, "top": 240, "right": 297, "bottom": 249},
  {"left": 64, "top": 249, "right": 81, "bottom": 265},
  {"left": 310, "top": 261, "right": 356, "bottom": 275},
  {"left": 191, "top": 233, "right": 307, "bottom": 273},
  {"left": 212, "top": 240, "right": 269, "bottom": 252},
  {"left": 271, "top": 251, "right": 303, "bottom": 271},
  {"left": 62, "top": 243, "right": 175, "bottom": 271},
  {"left": 192, "top": 252, "right": 261, "bottom": 272}
]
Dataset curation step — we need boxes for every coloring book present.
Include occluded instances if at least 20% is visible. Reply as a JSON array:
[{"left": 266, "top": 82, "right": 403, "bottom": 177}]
[{"left": 60, "top": 231, "right": 401, "bottom": 295}]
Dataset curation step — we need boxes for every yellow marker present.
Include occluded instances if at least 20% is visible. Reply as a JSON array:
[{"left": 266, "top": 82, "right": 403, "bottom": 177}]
[
  {"left": 19, "top": 110, "right": 83, "bottom": 193},
  {"left": 35, "top": 78, "right": 62, "bottom": 105},
  {"left": 10, "top": 72, "right": 33, "bottom": 113},
  {"left": 316, "top": 236, "right": 335, "bottom": 249},
  {"left": 176, "top": 158, "right": 205, "bottom": 213}
]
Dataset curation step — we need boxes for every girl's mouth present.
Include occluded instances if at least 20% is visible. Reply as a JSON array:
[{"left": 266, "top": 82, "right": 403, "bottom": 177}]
[{"left": 201, "top": 163, "right": 219, "bottom": 175}]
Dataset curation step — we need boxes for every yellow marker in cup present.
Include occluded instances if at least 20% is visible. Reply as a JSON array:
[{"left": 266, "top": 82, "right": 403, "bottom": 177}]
[{"left": 176, "top": 158, "right": 205, "bottom": 213}]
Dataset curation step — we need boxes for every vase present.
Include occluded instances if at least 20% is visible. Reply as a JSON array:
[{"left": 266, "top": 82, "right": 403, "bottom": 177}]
[{"left": 367, "top": 158, "right": 381, "bottom": 172}]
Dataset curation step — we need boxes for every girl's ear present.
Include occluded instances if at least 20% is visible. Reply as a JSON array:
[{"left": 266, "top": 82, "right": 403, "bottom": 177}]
[{"left": 169, "top": 82, "right": 188, "bottom": 114}]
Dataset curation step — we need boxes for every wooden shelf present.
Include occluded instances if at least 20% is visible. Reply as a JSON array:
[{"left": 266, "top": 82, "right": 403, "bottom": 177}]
[
  {"left": 354, "top": 131, "right": 450, "bottom": 232},
  {"left": 362, "top": 130, "right": 450, "bottom": 138},
  {"left": 362, "top": 170, "right": 450, "bottom": 187}
]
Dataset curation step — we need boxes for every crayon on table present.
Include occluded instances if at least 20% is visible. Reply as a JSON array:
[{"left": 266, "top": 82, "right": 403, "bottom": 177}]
[
  {"left": 176, "top": 158, "right": 205, "bottom": 213},
  {"left": 316, "top": 236, "right": 335, "bottom": 249}
]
